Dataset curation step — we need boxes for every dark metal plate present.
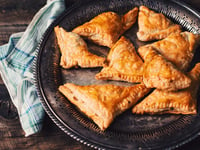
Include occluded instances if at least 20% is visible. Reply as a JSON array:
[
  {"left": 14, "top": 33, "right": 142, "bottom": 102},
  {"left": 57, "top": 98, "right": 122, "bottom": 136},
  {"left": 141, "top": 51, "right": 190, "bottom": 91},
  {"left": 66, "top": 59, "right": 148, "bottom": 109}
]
[{"left": 34, "top": 0, "right": 200, "bottom": 149}]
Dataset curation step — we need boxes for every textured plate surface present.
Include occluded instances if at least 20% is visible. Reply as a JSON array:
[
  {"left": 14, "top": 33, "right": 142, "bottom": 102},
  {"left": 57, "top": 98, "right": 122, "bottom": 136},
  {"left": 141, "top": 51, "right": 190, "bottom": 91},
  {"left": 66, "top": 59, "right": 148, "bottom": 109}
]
[{"left": 34, "top": 0, "right": 200, "bottom": 149}]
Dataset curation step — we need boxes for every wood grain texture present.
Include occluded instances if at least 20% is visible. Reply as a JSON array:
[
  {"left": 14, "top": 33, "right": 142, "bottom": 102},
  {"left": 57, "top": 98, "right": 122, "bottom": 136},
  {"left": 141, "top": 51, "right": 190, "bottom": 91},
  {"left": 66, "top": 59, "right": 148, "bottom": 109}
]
[
  {"left": 0, "top": 0, "right": 88, "bottom": 149},
  {"left": 0, "top": 0, "right": 46, "bottom": 25},
  {"left": 0, "top": 115, "right": 90, "bottom": 150},
  {"left": 0, "top": 0, "right": 200, "bottom": 149}
]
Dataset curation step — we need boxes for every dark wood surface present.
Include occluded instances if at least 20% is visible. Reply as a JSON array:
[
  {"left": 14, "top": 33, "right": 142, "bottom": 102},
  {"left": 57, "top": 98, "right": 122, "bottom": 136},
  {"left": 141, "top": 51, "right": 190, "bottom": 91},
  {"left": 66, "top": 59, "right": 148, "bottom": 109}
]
[{"left": 0, "top": 0, "right": 200, "bottom": 149}]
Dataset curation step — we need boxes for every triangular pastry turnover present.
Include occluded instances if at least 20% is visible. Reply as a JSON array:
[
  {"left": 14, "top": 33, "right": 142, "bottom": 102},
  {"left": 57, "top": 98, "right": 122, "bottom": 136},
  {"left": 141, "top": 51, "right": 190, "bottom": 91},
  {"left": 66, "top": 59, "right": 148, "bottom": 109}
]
[
  {"left": 139, "top": 32, "right": 200, "bottom": 71},
  {"left": 96, "top": 36, "right": 143, "bottom": 83},
  {"left": 72, "top": 7, "right": 138, "bottom": 48},
  {"left": 139, "top": 47, "right": 191, "bottom": 91},
  {"left": 132, "top": 63, "right": 200, "bottom": 114},
  {"left": 59, "top": 83, "right": 150, "bottom": 130},
  {"left": 54, "top": 26, "right": 105, "bottom": 69},
  {"left": 137, "top": 6, "right": 181, "bottom": 41}
]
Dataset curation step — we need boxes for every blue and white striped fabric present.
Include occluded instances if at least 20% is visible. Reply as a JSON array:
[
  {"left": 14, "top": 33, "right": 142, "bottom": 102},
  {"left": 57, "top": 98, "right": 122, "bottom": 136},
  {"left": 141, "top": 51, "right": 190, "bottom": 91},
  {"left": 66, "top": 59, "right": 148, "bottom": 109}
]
[{"left": 0, "top": 0, "right": 65, "bottom": 136}]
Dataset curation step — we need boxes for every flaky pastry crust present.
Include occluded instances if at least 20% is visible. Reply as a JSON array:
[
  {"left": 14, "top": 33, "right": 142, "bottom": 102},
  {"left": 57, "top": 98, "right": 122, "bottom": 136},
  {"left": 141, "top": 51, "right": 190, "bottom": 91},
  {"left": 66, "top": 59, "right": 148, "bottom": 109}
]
[
  {"left": 72, "top": 7, "right": 138, "bottom": 48},
  {"left": 59, "top": 83, "right": 150, "bottom": 130},
  {"left": 139, "top": 32, "right": 200, "bottom": 71},
  {"left": 132, "top": 63, "right": 200, "bottom": 114},
  {"left": 137, "top": 6, "right": 181, "bottom": 41},
  {"left": 96, "top": 36, "right": 144, "bottom": 83},
  {"left": 140, "top": 47, "right": 191, "bottom": 91},
  {"left": 54, "top": 26, "right": 105, "bottom": 69}
]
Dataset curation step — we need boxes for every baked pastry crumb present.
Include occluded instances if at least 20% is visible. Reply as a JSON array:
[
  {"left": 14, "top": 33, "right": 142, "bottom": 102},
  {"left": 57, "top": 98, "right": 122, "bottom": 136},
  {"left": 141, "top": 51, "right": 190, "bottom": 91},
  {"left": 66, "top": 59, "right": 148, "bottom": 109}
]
[{"left": 137, "top": 5, "right": 181, "bottom": 41}]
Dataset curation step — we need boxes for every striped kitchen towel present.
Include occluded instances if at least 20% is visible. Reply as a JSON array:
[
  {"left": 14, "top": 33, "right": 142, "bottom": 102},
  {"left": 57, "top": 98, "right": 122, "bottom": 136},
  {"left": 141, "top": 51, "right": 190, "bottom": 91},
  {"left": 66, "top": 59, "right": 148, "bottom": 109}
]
[{"left": 0, "top": 0, "right": 65, "bottom": 136}]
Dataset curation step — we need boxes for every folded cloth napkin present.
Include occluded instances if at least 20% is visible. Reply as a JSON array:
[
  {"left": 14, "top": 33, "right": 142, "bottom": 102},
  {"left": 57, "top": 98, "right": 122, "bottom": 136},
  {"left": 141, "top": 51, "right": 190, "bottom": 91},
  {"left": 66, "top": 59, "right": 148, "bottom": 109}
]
[{"left": 0, "top": 0, "right": 65, "bottom": 136}]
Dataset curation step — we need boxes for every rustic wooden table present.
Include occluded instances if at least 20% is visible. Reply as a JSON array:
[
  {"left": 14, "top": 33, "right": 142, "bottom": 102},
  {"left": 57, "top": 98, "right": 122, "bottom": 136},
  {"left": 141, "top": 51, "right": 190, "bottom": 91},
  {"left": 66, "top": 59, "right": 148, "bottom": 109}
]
[{"left": 0, "top": 0, "right": 200, "bottom": 149}]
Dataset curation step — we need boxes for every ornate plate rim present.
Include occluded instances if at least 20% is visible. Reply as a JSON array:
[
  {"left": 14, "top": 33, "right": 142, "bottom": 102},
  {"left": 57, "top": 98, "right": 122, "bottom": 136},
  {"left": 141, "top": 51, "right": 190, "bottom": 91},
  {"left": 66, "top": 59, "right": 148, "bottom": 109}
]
[{"left": 33, "top": 0, "right": 200, "bottom": 149}]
